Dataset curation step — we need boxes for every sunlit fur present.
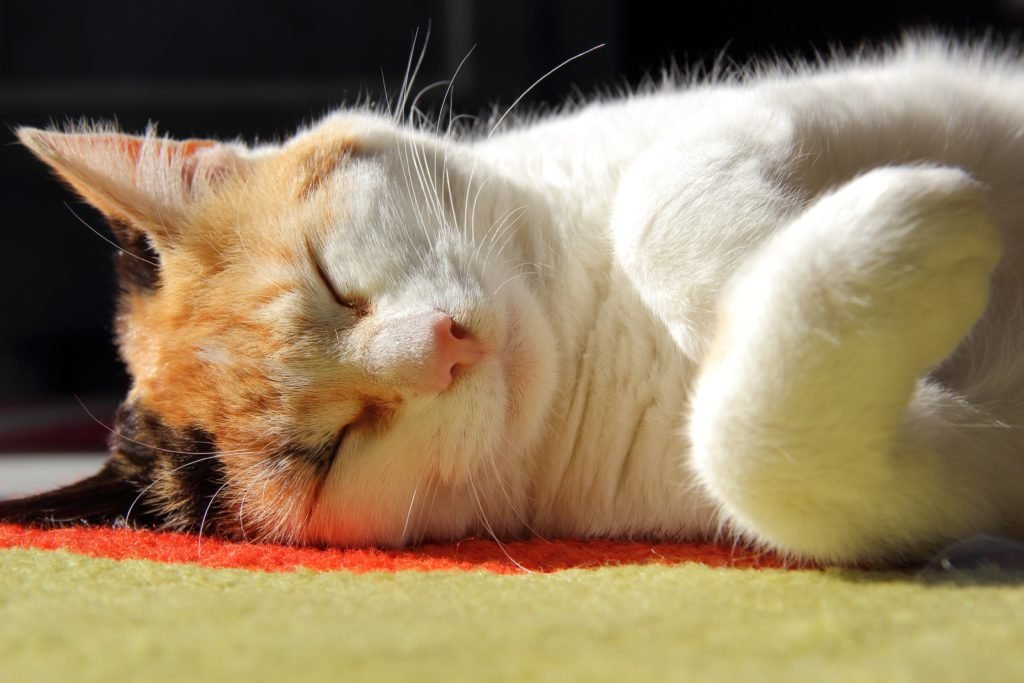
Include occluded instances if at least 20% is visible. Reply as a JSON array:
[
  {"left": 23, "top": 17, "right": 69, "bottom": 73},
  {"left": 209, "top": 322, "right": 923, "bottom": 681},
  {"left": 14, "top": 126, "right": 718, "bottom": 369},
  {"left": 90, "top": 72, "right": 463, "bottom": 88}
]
[{"left": 14, "top": 37, "right": 1024, "bottom": 564}]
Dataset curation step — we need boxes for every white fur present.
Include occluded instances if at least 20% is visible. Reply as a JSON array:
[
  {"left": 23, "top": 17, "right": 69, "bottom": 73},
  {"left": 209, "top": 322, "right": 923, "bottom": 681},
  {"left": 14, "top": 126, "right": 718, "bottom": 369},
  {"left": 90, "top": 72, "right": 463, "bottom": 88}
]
[{"left": 316, "top": 40, "right": 1024, "bottom": 563}]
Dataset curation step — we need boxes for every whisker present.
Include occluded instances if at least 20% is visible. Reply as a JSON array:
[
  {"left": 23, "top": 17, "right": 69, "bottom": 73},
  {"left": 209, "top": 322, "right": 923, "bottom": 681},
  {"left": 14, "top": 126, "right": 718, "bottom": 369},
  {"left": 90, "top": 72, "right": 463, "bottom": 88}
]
[
  {"left": 196, "top": 478, "right": 232, "bottom": 556},
  {"left": 476, "top": 205, "right": 527, "bottom": 266},
  {"left": 123, "top": 453, "right": 229, "bottom": 527},
  {"left": 467, "top": 175, "right": 492, "bottom": 245},
  {"left": 448, "top": 113, "right": 479, "bottom": 131},
  {"left": 492, "top": 270, "right": 542, "bottom": 298},
  {"left": 74, "top": 396, "right": 252, "bottom": 457},
  {"left": 414, "top": 475, "right": 444, "bottom": 545},
  {"left": 399, "top": 486, "right": 419, "bottom": 545},
  {"left": 487, "top": 44, "right": 605, "bottom": 139},
  {"left": 408, "top": 80, "right": 450, "bottom": 122},
  {"left": 436, "top": 45, "right": 476, "bottom": 139},
  {"left": 64, "top": 202, "right": 159, "bottom": 267},
  {"left": 236, "top": 460, "right": 277, "bottom": 542},
  {"left": 485, "top": 212, "right": 529, "bottom": 271},
  {"left": 466, "top": 474, "right": 533, "bottom": 574},
  {"left": 395, "top": 24, "right": 431, "bottom": 122},
  {"left": 460, "top": 162, "right": 479, "bottom": 244},
  {"left": 482, "top": 445, "right": 545, "bottom": 541}
]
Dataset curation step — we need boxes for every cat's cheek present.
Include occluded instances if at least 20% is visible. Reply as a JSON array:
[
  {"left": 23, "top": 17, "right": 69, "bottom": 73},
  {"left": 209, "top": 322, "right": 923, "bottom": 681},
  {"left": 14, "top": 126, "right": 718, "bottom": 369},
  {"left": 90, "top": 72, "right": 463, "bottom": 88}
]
[
  {"left": 294, "top": 364, "right": 505, "bottom": 545},
  {"left": 300, "top": 427, "right": 479, "bottom": 546},
  {"left": 299, "top": 429, "right": 410, "bottom": 545},
  {"left": 498, "top": 298, "right": 558, "bottom": 453}
]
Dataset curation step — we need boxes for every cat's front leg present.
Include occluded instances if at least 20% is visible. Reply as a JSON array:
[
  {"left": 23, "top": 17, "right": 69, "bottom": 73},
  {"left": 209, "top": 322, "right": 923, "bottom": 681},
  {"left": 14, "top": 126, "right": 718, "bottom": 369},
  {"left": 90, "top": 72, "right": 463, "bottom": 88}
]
[{"left": 689, "top": 165, "right": 1010, "bottom": 564}]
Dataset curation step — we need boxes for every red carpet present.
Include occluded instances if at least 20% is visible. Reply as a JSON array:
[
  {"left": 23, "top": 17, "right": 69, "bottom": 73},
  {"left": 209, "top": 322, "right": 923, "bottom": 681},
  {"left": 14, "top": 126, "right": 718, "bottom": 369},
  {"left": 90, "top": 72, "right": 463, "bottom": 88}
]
[{"left": 0, "top": 523, "right": 783, "bottom": 573}]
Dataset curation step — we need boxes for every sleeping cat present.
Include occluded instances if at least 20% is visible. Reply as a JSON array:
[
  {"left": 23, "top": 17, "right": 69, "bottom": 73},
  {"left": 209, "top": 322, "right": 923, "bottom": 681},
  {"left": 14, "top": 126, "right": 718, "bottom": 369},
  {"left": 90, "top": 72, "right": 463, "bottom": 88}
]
[{"left": 4, "top": 38, "right": 1024, "bottom": 565}]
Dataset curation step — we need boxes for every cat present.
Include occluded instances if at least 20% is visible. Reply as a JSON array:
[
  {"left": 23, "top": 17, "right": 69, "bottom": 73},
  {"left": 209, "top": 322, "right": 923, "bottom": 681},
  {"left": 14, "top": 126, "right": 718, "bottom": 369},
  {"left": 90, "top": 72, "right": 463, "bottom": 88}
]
[{"left": 4, "top": 37, "right": 1024, "bottom": 566}]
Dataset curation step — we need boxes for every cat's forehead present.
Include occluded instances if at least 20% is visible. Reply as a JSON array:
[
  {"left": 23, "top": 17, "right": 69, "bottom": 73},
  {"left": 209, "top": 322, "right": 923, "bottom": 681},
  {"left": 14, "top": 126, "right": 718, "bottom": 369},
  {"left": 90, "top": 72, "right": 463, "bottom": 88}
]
[
  {"left": 175, "top": 138, "right": 357, "bottom": 266},
  {"left": 284, "top": 111, "right": 404, "bottom": 184},
  {"left": 287, "top": 126, "right": 365, "bottom": 201}
]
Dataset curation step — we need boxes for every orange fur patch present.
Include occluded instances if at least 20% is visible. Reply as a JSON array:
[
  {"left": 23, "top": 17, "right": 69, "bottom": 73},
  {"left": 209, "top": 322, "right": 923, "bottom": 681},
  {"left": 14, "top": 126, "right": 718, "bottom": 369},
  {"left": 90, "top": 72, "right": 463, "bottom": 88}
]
[
  {"left": 295, "top": 140, "right": 360, "bottom": 200},
  {"left": 31, "top": 120, "right": 381, "bottom": 541}
]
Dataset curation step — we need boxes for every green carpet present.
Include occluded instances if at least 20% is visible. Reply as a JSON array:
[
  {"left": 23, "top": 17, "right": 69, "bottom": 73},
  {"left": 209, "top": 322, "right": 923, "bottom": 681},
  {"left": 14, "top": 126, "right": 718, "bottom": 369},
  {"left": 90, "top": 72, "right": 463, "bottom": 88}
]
[{"left": 2, "top": 547, "right": 1022, "bottom": 682}]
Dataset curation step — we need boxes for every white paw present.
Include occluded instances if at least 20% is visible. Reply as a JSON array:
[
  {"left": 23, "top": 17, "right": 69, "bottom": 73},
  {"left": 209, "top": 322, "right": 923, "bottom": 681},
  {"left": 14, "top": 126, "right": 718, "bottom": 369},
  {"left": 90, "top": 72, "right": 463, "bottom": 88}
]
[
  {"left": 736, "top": 166, "right": 1001, "bottom": 376},
  {"left": 832, "top": 167, "right": 999, "bottom": 368},
  {"left": 689, "top": 166, "right": 1003, "bottom": 563}
]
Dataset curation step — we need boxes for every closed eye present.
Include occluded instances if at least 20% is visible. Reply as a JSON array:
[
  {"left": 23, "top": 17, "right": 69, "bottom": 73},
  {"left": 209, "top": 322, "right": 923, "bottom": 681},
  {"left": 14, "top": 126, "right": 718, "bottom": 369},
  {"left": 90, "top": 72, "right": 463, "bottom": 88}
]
[{"left": 309, "top": 245, "right": 370, "bottom": 316}]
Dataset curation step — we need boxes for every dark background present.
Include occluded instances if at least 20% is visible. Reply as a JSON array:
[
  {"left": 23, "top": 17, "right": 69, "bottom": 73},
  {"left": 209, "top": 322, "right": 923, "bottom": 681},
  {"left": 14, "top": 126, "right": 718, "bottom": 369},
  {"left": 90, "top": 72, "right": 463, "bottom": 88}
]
[{"left": 2, "top": 0, "right": 1023, "bottom": 450}]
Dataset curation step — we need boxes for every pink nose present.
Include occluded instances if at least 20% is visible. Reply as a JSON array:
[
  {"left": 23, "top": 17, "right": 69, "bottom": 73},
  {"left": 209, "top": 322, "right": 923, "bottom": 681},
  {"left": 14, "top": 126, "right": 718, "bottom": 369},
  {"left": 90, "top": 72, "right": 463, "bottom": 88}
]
[{"left": 432, "top": 315, "right": 488, "bottom": 390}]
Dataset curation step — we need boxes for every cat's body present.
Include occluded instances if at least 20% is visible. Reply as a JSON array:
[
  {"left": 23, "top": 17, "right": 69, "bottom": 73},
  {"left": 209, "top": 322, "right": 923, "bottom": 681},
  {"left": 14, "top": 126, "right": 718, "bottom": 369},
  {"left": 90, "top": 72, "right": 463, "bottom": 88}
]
[{"left": 6, "top": 39, "right": 1024, "bottom": 565}]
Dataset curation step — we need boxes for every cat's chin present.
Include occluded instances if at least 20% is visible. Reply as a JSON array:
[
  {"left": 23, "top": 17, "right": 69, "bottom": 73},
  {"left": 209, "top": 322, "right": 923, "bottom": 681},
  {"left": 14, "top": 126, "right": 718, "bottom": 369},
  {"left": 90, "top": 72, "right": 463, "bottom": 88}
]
[{"left": 299, "top": 455, "right": 526, "bottom": 547}]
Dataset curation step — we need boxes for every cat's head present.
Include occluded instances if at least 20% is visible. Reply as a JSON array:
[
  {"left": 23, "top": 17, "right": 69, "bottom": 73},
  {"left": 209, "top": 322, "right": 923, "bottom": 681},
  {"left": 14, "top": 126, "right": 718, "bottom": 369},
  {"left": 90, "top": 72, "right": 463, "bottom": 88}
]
[{"left": 1, "top": 113, "right": 557, "bottom": 545}]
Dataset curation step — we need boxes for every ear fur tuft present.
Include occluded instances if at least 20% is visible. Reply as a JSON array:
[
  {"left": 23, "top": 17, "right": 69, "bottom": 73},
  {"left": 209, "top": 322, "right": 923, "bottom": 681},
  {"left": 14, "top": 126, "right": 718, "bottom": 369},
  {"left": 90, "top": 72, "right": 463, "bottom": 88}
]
[{"left": 17, "top": 124, "right": 248, "bottom": 249}]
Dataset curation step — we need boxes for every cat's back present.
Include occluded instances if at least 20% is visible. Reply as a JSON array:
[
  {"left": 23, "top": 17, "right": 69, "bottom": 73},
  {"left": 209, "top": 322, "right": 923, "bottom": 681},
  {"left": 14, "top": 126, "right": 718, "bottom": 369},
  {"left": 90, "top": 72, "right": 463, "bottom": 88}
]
[{"left": 478, "top": 39, "right": 1024, "bottom": 172}]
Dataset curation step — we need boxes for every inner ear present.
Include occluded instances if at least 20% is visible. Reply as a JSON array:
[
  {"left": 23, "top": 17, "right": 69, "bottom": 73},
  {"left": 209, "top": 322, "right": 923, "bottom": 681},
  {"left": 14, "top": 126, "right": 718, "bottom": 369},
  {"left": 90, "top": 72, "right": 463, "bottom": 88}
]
[{"left": 17, "top": 125, "right": 249, "bottom": 251}]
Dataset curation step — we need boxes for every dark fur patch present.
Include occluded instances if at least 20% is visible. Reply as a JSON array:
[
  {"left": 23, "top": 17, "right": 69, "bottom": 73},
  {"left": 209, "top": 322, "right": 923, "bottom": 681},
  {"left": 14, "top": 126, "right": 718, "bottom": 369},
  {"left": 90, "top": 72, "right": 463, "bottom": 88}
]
[
  {"left": 0, "top": 461, "right": 143, "bottom": 527},
  {"left": 279, "top": 437, "right": 336, "bottom": 477},
  {"left": 109, "top": 401, "right": 228, "bottom": 531},
  {"left": 356, "top": 399, "right": 395, "bottom": 432},
  {"left": 0, "top": 400, "right": 228, "bottom": 532},
  {"left": 108, "top": 218, "right": 161, "bottom": 291}
]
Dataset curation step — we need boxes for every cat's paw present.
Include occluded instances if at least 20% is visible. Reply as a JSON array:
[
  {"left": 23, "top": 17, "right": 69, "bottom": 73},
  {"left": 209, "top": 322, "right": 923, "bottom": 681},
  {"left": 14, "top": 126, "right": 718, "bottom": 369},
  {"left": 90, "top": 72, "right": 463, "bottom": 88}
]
[
  {"left": 831, "top": 167, "right": 999, "bottom": 370},
  {"left": 691, "top": 167, "right": 1003, "bottom": 564},
  {"left": 736, "top": 166, "right": 1001, "bottom": 378}
]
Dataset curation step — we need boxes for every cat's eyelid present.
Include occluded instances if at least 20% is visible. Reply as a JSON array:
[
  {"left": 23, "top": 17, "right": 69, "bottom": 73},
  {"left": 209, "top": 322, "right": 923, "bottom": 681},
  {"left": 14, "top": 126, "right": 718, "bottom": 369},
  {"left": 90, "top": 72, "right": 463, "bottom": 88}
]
[
  {"left": 311, "top": 253, "right": 347, "bottom": 306},
  {"left": 308, "top": 245, "right": 368, "bottom": 315}
]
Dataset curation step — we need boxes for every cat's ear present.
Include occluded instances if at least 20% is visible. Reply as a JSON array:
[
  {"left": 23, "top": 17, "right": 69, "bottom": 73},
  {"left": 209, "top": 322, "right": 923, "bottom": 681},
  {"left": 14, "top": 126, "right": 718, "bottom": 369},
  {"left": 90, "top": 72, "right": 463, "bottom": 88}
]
[
  {"left": 0, "top": 460, "right": 147, "bottom": 528},
  {"left": 17, "top": 126, "right": 248, "bottom": 249}
]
